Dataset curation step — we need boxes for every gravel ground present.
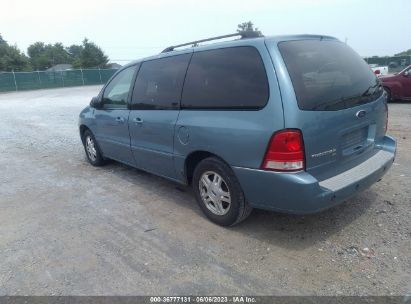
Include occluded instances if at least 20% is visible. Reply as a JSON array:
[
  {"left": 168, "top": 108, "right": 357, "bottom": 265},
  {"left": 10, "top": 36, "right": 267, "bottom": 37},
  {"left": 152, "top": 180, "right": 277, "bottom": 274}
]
[{"left": 0, "top": 86, "right": 409, "bottom": 296}]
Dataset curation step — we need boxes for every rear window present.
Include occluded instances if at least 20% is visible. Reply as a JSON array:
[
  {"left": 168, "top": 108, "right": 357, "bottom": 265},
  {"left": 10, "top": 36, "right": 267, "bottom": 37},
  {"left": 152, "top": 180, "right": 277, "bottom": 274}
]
[
  {"left": 181, "top": 47, "right": 269, "bottom": 109},
  {"left": 279, "top": 40, "right": 383, "bottom": 111}
]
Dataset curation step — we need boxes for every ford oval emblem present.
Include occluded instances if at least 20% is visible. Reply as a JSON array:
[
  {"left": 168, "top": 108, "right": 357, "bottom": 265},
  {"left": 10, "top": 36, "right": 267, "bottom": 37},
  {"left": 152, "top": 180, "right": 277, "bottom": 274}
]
[{"left": 356, "top": 110, "right": 366, "bottom": 118}]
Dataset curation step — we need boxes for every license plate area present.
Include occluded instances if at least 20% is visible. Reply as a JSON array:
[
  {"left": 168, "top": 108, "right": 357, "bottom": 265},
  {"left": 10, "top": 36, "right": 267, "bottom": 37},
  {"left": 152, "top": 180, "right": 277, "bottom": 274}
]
[{"left": 341, "top": 126, "right": 373, "bottom": 156}]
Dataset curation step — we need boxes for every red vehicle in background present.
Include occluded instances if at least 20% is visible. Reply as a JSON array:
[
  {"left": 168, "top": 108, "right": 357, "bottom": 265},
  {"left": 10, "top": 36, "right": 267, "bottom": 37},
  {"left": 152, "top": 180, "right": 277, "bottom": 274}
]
[{"left": 379, "top": 65, "right": 411, "bottom": 101}]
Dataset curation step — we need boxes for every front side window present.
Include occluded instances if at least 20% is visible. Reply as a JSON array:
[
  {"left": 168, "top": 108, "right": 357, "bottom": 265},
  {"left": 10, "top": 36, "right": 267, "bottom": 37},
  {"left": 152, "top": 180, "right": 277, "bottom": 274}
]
[
  {"left": 279, "top": 40, "right": 383, "bottom": 111},
  {"left": 181, "top": 47, "right": 269, "bottom": 109},
  {"left": 102, "top": 66, "right": 136, "bottom": 108},
  {"left": 131, "top": 54, "right": 191, "bottom": 110}
]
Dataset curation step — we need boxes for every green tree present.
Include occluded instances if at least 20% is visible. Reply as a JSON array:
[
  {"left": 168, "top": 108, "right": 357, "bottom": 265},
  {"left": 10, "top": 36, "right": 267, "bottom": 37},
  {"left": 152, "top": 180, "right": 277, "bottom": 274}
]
[
  {"left": 66, "top": 44, "right": 83, "bottom": 59},
  {"left": 49, "top": 43, "right": 72, "bottom": 64},
  {"left": 73, "top": 38, "right": 109, "bottom": 68},
  {"left": 27, "top": 42, "right": 48, "bottom": 70},
  {"left": 66, "top": 44, "right": 83, "bottom": 68},
  {"left": 237, "top": 21, "right": 262, "bottom": 36},
  {"left": 395, "top": 49, "right": 411, "bottom": 56},
  {"left": 0, "top": 34, "right": 31, "bottom": 71},
  {"left": 28, "top": 42, "right": 72, "bottom": 70},
  {"left": 0, "top": 34, "right": 6, "bottom": 44}
]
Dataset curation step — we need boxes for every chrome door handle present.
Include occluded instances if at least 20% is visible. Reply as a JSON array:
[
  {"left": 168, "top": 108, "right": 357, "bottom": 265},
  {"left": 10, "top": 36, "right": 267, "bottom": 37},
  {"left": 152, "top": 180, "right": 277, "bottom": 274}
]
[{"left": 133, "top": 117, "right": 144, "bottom": 124}]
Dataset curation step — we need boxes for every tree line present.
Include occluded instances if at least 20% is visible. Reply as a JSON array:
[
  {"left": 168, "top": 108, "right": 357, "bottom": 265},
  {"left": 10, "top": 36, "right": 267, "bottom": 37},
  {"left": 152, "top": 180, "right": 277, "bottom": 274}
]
[
  {"left": 395, "top": 49, "right": 411, "bottom": 56},
  {"left": 0, "top": 22, "right": 262, "bottom": 72},
  {"left": 0, "top": 35, "right": 109, "bottom": 72},
  {"left": 3, "top": 22, "right": 410, "bottom": 73}
]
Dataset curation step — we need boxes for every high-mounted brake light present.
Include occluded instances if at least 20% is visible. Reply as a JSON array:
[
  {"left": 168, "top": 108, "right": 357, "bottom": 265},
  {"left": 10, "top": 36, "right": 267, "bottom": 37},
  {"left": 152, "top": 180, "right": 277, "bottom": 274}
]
[{"left": 261, "top": 129, "right": 305, "bottom": 171}]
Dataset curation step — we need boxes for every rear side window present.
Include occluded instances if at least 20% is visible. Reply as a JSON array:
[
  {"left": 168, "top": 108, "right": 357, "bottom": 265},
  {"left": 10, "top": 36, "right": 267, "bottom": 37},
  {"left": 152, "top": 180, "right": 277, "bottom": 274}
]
[
  {"left": 181, "top": 47, "right": 269, "bottom": 109},
  {"left": 131, "top": 54, "right": 191, "bottom": 110},
  {"left": 279, "top": 40, "right": 383, "bottom": 111}
]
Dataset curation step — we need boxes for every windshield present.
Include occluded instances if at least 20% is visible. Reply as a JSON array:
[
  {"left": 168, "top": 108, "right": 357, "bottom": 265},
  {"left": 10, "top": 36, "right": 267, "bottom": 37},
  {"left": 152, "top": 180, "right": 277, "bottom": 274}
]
[{"left": 279, "top": 40, "right": 383, "bottom": 111}]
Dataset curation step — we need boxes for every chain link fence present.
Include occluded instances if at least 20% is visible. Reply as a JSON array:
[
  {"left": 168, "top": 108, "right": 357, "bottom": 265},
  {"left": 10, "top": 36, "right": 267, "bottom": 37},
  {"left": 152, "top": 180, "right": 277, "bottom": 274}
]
[{"left": 0, "top": 68, "right": 118, "bottom": 92}]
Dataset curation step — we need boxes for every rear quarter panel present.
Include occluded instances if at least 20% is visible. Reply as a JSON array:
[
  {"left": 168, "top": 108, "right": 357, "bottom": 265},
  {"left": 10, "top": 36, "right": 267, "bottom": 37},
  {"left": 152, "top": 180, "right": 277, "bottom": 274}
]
[{"left": 174, "top": 39, "right": 284, "bottom": 182}]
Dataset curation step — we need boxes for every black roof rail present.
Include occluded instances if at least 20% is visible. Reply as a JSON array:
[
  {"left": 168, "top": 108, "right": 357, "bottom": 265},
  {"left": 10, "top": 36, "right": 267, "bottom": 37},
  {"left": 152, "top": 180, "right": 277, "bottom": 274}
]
[{"left": 161, "top": 31, "right": 263, "bottom": 53}]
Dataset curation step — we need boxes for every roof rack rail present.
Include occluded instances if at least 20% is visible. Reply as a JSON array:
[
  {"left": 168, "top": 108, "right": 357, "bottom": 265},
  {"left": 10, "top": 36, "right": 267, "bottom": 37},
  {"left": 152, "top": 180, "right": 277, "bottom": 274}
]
[{"left": 161, "top": 31, "right": 263, "bottom": 53}]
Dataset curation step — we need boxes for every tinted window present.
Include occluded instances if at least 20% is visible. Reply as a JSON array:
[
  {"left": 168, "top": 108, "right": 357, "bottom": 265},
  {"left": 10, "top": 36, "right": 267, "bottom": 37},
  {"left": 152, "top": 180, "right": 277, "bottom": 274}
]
[
  {"left": 279, "top": 40, "right": 383, "bottom": 111},
  {"left": 131, "top": 54, "right": 191, "bottom": 110},
  {"left": 181, "top": 47, "right": 269, "bottom": 109},
  {"left": 103, "top": 66, "right": 136, "bottom": 108}
]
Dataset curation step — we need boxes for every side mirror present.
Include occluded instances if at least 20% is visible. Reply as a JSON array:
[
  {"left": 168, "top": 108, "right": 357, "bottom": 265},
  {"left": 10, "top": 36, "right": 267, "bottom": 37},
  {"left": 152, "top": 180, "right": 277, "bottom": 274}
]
[{"left": 90, "top": 96, "right": 102, "bottom": 108}]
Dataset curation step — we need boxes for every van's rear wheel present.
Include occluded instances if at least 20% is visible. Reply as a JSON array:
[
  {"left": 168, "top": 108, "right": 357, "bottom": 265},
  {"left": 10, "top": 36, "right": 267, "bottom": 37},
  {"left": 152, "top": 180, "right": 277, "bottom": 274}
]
[
  {"left": 82, "top": 130, "right": 105, "bottom": 166},
  {"left": 193, "top": 157, "right": 252, "bottom": 226}
]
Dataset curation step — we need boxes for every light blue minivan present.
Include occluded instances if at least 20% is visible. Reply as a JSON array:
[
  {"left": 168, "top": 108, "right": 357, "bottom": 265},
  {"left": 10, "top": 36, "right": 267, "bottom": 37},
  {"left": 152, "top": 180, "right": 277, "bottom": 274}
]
[{"left": 79, "top": 32, "right": 396, "bottom": 226}]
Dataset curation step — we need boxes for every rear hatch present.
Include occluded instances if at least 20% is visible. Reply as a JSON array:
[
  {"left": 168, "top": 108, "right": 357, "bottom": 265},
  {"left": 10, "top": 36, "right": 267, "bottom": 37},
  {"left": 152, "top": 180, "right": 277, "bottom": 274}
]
[{"left": 277, "top": 39, "right": 388, "bottom": 180}]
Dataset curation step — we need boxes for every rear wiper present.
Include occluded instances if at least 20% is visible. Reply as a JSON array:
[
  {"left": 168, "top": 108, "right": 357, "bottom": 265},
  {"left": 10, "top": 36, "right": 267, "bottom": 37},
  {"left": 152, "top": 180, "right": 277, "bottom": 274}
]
[
  {"left": 311, "top": 83, "right": 381, "bottom": 111},
  {"left": 361, "top": 83, "right": 380, "bottom": 97},
  {"left": 312, "top": 95, "right": 359, "bottom": 111}
]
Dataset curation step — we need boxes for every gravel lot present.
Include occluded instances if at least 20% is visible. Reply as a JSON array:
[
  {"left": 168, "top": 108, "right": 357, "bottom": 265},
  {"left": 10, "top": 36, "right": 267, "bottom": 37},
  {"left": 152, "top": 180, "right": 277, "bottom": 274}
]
[{"left": 0, "top": 86, "right": 410, "bottom": 296}]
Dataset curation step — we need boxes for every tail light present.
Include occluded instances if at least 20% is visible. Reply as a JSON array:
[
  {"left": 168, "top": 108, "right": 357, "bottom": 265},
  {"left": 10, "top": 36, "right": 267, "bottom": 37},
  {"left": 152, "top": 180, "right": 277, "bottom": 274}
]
[
  {"left": 374, "top": 70, "right": 380, "bottom": 75},
  {"left": 261, "top": 129, "right": 305, "bottom": 171}
]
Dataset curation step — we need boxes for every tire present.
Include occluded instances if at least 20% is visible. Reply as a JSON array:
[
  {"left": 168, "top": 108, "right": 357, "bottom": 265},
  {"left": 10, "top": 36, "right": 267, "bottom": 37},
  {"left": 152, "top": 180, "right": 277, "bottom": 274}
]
[
  {"left": 82, "top": 130, "right": 106, "bottom": 166},
  {"left": 384, "top": 87, "right": 392, "bottom": 102},
  {"left": 192, "top": 157, "right": 252, "bottom": 226}
]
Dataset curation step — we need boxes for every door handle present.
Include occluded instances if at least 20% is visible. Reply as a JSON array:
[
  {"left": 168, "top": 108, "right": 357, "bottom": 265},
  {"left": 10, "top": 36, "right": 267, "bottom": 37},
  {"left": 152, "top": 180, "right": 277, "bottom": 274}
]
[
  {"left": 115, "top": 117, "right": 125, "bottom": 124},
  {"left": 133, "top": 117, "right": 144, "bottom": 124}
]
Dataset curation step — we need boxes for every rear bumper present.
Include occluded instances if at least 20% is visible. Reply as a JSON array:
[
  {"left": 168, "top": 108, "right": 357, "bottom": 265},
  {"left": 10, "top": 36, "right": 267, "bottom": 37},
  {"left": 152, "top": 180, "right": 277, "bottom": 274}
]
[{"left": 232, "top": 136, "right": 396, "bottom": 214}]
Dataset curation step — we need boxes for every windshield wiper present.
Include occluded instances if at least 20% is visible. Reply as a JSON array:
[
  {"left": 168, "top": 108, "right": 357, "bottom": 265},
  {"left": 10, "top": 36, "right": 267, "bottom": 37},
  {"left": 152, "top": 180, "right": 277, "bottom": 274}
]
[
  {"left": 310, "top": 82, "right": 382, "bottom": 111},
  {"left": 311, "top": 95, "right": 360, "bottom": 111},
  {"left": 361, "top": 82, "right": 380, "bottom": 97}
]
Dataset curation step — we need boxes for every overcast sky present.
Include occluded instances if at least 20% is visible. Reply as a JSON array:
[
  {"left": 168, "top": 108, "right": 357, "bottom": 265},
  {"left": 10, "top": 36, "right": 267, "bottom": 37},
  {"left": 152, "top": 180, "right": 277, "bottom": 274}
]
[{"left": 1, "top": 0, "right": 410, "bottom": 63}]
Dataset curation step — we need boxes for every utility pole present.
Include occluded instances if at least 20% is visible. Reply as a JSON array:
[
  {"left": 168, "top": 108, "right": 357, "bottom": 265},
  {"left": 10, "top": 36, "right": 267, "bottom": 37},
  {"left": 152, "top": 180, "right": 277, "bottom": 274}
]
[
  {"left": 80, "top": 68, "right": 85, "bottom": 85},
  {"left": 12, "top": 70, "right": 18, "bottom": 91},
  {"left": 98, "top": 67, "right": 102, "bottom": 84},
  {"left": 37, "top": 71, "right": 42, "bottom": 86}
]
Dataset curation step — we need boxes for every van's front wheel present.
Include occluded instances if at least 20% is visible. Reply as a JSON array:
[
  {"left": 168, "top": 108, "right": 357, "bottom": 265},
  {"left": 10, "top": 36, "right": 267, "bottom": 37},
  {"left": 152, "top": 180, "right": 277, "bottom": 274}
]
[
  {"left": 193, "top": 157, "right": 252, "bottom": 226},
  {"left": 82, "top": 130, "right": 105, "bottom": 166}
]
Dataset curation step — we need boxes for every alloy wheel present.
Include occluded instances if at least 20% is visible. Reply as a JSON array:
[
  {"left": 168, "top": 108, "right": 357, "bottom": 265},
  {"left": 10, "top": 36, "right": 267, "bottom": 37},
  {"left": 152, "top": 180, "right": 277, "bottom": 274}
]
[
  {"left": 85, "top": 136, "right": 97, "bottom": 162},
  {"left": 198, "top": 171, "right": 231, "bottom": 216}
]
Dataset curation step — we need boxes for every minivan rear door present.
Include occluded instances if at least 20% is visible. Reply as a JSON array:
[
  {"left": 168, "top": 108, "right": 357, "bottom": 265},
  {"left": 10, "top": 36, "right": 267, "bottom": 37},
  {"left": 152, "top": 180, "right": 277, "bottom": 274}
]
[
  {"left": 128, "top": 52, "right": 192, "bottom": 180},
  {"left": 268, "top": 38, "right": 388, "bottom": 180}
]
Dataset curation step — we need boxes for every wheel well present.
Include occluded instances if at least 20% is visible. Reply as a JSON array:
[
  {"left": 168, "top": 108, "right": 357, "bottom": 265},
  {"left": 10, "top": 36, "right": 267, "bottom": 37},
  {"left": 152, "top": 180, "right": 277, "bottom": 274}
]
[
  {"left": 79, "top": 125, "right": 90, "bottom": 142},
  {"left": 383, "top": 86, "right": 392, "bottom": 100},
  {"left": 185, "top": 151, "right": 216, "bottom": 184}
]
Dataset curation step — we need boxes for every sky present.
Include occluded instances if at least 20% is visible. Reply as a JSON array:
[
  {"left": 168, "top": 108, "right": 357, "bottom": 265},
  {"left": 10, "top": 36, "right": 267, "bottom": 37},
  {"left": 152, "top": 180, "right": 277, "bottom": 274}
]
[{"left": 1, "top": 0, "right": 410, "bottom": 64}]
